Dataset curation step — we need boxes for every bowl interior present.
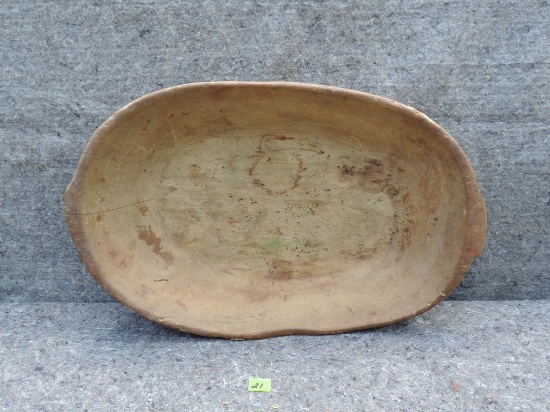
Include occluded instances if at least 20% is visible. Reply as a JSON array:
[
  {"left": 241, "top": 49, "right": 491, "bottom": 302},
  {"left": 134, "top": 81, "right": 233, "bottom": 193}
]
[{"left": 65, "top": 83, "right": 484, "bottom": 338}]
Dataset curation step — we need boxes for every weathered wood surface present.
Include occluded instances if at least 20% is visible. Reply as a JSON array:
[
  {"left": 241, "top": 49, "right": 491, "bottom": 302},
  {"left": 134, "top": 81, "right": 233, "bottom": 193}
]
[{"left": 65, "top": 83, "right": 485, "bottom": 337}]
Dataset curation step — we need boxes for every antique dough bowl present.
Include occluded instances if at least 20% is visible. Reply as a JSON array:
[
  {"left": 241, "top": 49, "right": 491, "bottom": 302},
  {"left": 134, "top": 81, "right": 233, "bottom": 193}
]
[{"left": 64, "top": 82, "right": 487, "bottom": 338}]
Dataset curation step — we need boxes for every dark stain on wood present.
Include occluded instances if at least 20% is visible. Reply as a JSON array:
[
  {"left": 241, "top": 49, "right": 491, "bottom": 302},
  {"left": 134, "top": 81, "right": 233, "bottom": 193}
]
[
  {"left": 339, "top": 158, "right": 384, "bottom": 177},
  {"left": 385, "top": 184, "right": 399, "bottom": 197},
  {"left": 252, "top": 178, "right": 272, "bottom": 194},
  {"left": 271, "top": 259, "right": 294, "bottom": 280},
  {"left": 138, "top": 226, "right": 174, "bottom": 266},
  {"left": 227, "top": 217, "right": 240, "bottom": 226},
  {"left": 292, "top": 159, "right": 307, "bottom": 190}
]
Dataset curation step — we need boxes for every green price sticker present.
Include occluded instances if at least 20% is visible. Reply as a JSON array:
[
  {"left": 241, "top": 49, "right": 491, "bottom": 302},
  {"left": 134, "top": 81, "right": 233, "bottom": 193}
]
[{"left": 248, "top": 377, "right": 271, "bottom": 392}]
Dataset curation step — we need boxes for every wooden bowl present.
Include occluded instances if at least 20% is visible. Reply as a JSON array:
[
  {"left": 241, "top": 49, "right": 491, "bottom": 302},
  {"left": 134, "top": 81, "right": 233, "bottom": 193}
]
[{"left": 64, "top": 82, "right": 486, "bottom": 339}]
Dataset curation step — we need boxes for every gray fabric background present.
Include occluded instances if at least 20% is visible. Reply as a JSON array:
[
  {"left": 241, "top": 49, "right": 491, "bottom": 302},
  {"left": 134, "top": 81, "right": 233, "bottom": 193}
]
[
  {"left": 2, "top": 301, "right": 549, "bottom": 411},
  {"left": 2, "top": 1, "right": 550, "bottom": 411},
  {"left": 1, "top": 0, "right": 549, "bottom": 304}
]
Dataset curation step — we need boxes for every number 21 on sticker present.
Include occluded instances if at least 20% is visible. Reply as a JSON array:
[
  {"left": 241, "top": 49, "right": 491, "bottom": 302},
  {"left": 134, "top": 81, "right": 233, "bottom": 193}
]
[{"left": 248, "top": 377, "right": 271, "bottom": 392}]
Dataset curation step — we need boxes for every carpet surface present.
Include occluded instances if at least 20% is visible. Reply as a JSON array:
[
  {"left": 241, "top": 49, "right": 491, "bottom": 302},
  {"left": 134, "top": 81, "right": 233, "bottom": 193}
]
[{"left": 1, "top": 301, "right": 549, "bottom": 411}]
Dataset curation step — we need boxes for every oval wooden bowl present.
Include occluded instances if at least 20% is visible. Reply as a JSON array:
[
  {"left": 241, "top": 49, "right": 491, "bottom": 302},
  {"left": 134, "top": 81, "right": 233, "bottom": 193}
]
[{"left": 64, "top": 82, "right": 487, "bottom": 339}]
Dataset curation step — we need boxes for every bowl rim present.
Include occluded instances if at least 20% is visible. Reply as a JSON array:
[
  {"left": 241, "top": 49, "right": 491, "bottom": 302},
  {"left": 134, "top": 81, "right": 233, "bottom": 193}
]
[{"left": 64, "top": 81, "right": 487, "bottom": 338}]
